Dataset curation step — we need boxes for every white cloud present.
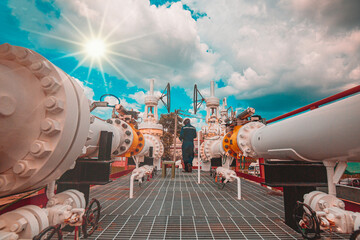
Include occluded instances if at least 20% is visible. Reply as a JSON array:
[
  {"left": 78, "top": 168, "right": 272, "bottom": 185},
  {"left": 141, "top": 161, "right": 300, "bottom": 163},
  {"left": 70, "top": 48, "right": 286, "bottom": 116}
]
[
  {"left": 182, "top": 0, "right": 360, "bottom": 100},
  {"left": 9, "top": 0, "right": 360, "bottom": 105},
  {"left": 12, "top": 0, "right": 218, "bottom": 89}
]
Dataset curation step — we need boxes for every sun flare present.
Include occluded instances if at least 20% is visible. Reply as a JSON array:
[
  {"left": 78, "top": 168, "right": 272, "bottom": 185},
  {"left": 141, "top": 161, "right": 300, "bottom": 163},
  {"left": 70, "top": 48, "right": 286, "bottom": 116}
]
[{"left": 85, "top": 39, "right": 106, "bottom": 58}]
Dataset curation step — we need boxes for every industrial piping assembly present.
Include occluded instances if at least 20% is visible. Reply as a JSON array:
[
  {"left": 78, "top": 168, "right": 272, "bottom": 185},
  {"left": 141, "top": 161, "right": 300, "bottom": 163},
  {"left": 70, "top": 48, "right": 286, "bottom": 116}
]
[
  {"left": 0, "top": 43, "right": 162, "bottom": 239},
  {"left": 235, "top": 92, "right": 360, "bottom": 238}
]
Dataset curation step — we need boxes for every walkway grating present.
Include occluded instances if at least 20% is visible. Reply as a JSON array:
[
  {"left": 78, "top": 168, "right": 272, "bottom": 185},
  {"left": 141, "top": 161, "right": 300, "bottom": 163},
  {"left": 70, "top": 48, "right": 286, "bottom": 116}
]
[{"left": 65, "top": 170, "right": 351, "bottom": 239}]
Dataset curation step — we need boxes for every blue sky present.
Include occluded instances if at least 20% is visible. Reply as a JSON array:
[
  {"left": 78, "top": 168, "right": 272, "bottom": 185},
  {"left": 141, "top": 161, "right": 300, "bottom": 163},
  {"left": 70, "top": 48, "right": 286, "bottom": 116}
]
[{"left": 1, "top": 0, "right": 359, "bottom": 128}]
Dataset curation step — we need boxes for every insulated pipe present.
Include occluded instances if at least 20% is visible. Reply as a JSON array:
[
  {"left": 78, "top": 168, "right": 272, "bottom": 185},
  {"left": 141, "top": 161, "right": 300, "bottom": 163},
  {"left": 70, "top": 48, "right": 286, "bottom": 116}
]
[
  {"left": 236, "top": 93, "right": 360, "bottom": 196},
  {"left": 245, "top": 93, "right": 360, "bottom": 162}
]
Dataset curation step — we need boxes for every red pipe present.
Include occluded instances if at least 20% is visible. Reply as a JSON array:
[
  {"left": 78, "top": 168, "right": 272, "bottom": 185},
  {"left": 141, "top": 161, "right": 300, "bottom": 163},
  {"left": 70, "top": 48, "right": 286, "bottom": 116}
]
[{"left": 267, "top": 85, "right": 360, "bottom": 124}]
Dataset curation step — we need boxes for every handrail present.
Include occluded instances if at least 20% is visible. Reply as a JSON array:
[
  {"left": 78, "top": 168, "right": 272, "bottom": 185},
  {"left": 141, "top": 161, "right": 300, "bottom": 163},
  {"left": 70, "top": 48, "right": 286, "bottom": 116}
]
[{"left": 267, "top": 85, "right": 360, "bottom": 124}]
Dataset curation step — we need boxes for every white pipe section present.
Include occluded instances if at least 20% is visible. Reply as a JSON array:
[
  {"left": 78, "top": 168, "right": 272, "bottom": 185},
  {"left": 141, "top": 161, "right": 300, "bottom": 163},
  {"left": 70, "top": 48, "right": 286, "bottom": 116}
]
[
  {"left": 129, "top": 172, "right": 139, "bottom": 199},
  {"left": 250, "top": 93, "right": 360, "bottom": 162},
  {"left": 83, "top": 117, "right": 123, "bottom": 157},
  {"left": 46, "top": 181, "right": 55, "bottom": 200},
  {"left": 230, "top": 175, "right": 242, "bottom": 200},
  {"left": 149, "top": 79, "right": 154, "bottom": 95},
  {"left": 198, "top": 131, "right": 201, "bottom": 184},
  {"left": 210, "top": 81, "right": 215, "bottom": 97}
]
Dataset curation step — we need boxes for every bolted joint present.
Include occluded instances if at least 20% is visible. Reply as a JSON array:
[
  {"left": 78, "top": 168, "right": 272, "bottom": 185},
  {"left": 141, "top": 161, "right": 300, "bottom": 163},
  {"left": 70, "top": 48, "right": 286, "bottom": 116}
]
[
  {"left": 41, "top": 118, "right": 61, "bottom": 135},
  {"left": 16, "top": 48, "right": 33, "bottom": 66},
  {"left": 125, "top": 130, "right": 131, "bottom": 136},
  {"left": 40, "top": 76, "right": 61, "bottom": 94},
  {"left": 0, "top": 95, "right": 16, "bottom": 117},
  {"left": 30, "top": 140, "right": 51, "bottom": 158},
  {"left": 10, "top": 218, "right": 27, "bottom": 233},
  {"left": 106, "top": 119, "right": 113, "bottom": 124},
  {"left": 44, "top": 96, "right": 64, "bottom": 113},
  {"left": 125, "top": 139, "right": 131, "bottom": 144},
  {"left": 122, "top": 124, "right": 128, "bottom": 129},
  {"left": 29, "top": 61, "right": 51, "bottom": 78},
  {"left": 13, "top": 160, "right": 36, "bottom": 177},
  {"left": 0, "top": 43, "right": 16, "bottom": 60},
  {"left": 0, "top": 174, "right": 14, "bottom": 192},
  {"left": 120, "top": 146, "right": 126, "bottom": 151},
  {"left": 115, "top": 119, "right": 121, "bottom": 124}
]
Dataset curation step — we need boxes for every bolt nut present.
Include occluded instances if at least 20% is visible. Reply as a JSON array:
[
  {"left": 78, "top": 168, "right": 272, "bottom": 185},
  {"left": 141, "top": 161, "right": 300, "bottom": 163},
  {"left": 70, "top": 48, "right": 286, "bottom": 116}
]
[
  {"left": 30, "top": 140, "right": 51, "bottom": 158},
  {"left": 337, "top": 201, "right": 345, "bottom": 209},
  {"left": 41, "top": 118, "right": 61, "bottom": 135},
  {"left": 113, "top": 150, "right": 119, "bottom": 155},
  {"left": 44, "top": 96, "right": 64, "bottom": 113},
  {"left": 115, "top": 119, "right": 121, "bottom": 124},
  {"left": 135, "top": 148, "right": 139, "bottom": 152},
  {"left": 125, "top": 130, "right": 131, "bottom": 136},
  {"left": 106, "top": 119, "right": 113, "bottom": 124},
  {"left": 139, "top": 137, "right": 143, "bottom": 141},
  {"left": 0, "top": 95, "right": 16, "bottom": 116},
  {"left": 13, "top": 160, "right": 36, "bottom": 177},
  {"left": 29, "top": 61, "right": 51, "bottom": 78},
  {"left": 12, "top": 218, "right": 27, "bottom": 233},
  {"left": 0, "top": 175, "right": 14, "bottom": 191},
  {"left": 16, "top": 48, "right": 32, "bottom": 66},
  {"left": 0, "top": 220, "right": 6, "bottom": 230},
  {"left": 122, "top": 124, "right": 128, "bottom": 129},
  {"left": 40, "top": 76, "right": 61, "bottom": 94},
  {"left": 0, "top": 43, "right": 16, "bottom": 60},
  {"left": 125, "top": 139, "right": 131, "bottom": 144},
  {"left": 120, "top": 146, "right": 126, "bottom": 151},
  {"left": 224, "top": 139, "right": 229, "bottom": 143}
]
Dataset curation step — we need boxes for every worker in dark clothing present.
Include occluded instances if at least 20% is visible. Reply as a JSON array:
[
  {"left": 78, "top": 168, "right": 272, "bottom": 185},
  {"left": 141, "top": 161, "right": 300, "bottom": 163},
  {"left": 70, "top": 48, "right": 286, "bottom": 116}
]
[{"left": 179, "top": 118, "right": 197, "bottom": 172}]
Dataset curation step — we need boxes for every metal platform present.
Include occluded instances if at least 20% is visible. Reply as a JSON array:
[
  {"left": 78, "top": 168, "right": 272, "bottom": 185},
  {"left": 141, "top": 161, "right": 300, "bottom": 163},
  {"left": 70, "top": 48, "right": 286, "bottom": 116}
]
[{"left": 65, "top": 170, "right": 351, "bottom": 239}]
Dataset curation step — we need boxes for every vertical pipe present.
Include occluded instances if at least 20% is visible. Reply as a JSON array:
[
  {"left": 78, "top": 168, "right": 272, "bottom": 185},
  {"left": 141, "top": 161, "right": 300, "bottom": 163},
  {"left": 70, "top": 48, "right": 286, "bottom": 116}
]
[
  {"left": 210, "top": 81, "right": 215, "bottom": 97},
  {"left": 150, "top": 79, "right": 154, "bottom": 95},
  {"left": 130, "top": 172, "right": 139, "bottom": 198},
  {"left": 235, "top": 176, "right": 241, "bottom": 200},
  {"left": 198, "top": 131, "right": 201, "bottom": 184},
  {"left": 172, "top": 111, "right": 178, "bottom": 162},
  {"left": 324, "top": 161, "right": 337, "bottom": 196}
]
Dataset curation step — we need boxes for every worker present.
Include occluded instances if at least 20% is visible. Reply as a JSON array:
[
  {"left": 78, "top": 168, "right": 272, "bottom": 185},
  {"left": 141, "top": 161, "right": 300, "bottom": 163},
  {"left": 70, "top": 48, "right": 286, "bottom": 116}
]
[{"left": 179, "top": 118, "right": 197, "bottom": 172}]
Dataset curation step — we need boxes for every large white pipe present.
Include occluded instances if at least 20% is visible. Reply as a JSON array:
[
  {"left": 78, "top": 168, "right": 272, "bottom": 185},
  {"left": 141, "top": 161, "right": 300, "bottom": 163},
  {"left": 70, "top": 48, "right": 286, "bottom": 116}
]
[{"left": 249, "top": 93, "right": 360, "bottom": 162}]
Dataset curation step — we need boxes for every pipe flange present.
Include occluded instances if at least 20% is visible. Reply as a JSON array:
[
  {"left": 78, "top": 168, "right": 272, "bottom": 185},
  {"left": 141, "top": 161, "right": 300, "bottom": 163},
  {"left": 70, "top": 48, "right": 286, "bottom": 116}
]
[
  {"left": 0, "top": 43, "right": 90, "bottom": 196},
  {"left": 114, "top": 120, "right": 133, "bottom": 155},
  {"left": 236, "top": 121, "right": 265, "bottom": 157}
]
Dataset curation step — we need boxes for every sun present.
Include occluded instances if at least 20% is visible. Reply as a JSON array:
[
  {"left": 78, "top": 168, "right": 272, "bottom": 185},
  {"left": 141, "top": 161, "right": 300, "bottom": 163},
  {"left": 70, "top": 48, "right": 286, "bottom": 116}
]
[{"left": 85, "top": 39, "right": 106, "bottom": 58}]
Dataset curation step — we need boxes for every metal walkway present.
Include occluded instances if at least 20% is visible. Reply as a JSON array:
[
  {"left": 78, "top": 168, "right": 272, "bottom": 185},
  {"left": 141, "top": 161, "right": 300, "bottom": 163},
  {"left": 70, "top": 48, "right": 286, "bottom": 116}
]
[{"left": 65, "top": 170, "right": 350, "bottom": 239}]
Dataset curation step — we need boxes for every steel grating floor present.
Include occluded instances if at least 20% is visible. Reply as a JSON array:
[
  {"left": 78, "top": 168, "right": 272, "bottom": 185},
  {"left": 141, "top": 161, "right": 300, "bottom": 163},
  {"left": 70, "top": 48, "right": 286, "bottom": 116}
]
[{"left": 65, "top": 170, "right": 351, "bottom": 239}]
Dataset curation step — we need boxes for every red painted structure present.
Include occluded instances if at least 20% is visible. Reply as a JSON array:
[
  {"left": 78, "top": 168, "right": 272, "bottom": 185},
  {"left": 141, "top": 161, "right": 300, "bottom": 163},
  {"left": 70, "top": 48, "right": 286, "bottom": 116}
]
[{"left": 267, "top": 85, "right": 360, "bottom": 124}]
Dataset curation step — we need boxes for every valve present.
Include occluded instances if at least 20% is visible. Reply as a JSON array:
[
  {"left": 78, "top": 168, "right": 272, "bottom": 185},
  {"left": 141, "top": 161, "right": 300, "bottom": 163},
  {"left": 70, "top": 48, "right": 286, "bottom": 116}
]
[{"left": 82, "top": 198, "right": 101, "bottom": 238}]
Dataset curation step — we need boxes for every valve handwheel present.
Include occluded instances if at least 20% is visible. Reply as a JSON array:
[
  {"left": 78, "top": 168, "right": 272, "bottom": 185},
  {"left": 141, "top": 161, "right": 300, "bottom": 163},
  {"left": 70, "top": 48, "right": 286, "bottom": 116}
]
[
  {"left": 33, "top": 224, "right": 63, "bottom": 240},
  {"left": 82, "top": 198, "right": 101, "bottom": 238},
  {"left": 293, "top": 201, "right": 320, "bottom": 240},
  {"left": 350, "top": 229, "right": 360, "bottom": 240}
]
